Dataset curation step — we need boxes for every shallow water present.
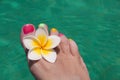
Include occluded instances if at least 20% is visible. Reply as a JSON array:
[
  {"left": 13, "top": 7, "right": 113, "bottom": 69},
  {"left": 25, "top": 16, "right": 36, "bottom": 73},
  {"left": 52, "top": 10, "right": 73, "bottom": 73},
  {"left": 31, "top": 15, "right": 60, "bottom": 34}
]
[{"left": 0, "top": 0, "right": 120, "bottom": 80}]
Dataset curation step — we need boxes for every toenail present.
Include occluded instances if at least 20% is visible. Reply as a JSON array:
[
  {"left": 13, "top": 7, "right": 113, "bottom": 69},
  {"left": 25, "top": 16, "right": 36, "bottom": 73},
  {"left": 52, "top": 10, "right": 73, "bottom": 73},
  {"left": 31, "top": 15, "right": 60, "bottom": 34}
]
[
  {"left": 38, "top": 23, "right": 46, "bottom": 28},
  {"left": 58, "top": 33, "right": 64, "bottom": 37},
  {"left": 69, "top": 38, "right": 73, "bottom": 41},
  {"left": 23, "top": 24, "right": 35, "bottom": 34},
  {"left": 51, "top": 28, "right": 57, "bottom": 32}
]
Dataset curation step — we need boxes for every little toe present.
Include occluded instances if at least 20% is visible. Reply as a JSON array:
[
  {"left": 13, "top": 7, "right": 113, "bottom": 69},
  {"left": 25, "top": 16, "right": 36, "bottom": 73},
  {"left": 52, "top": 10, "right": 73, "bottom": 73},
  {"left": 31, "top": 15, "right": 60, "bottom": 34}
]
[
  {"left": 69, "top": 39, "right": 80, "bottom": 57},
  {"left": 69, "top": 39, "right": 88, "bottom": 71},
  {"left": 59, "top": 34, "right": 71, "bottom": 55}
]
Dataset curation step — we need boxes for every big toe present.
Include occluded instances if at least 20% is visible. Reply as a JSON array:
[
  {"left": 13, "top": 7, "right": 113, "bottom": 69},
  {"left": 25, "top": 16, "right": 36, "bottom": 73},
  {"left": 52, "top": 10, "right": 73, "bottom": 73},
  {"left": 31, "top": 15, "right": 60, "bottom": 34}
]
[{"left": 20, "top": 24, "right": 35, "bottom": 49}]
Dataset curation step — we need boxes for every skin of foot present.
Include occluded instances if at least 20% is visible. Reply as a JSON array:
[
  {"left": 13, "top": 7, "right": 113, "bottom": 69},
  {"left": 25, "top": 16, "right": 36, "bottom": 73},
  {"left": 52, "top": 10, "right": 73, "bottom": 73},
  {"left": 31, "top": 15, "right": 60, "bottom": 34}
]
[{"left": 20, "top": 24, "right": 90, "bottom": 80}]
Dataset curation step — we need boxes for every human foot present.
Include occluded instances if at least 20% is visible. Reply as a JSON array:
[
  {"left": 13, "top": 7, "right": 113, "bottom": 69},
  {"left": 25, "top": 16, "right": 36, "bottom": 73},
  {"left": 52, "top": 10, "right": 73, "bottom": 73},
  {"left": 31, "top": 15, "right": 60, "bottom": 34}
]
[{"left": 20, "top": 24, "right": 90, "bottom": 80}]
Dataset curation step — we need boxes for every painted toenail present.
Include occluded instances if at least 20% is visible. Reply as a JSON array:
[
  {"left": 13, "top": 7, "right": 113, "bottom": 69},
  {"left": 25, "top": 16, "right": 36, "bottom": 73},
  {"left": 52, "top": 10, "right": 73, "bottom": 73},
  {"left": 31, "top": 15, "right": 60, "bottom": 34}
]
[
  {"left": 58, "top": 33, "right": 64, "bottom": 37},
  {"left": 51, "top": 28, "right": 57, "bottom": 32},
  {"left": 38, "top": 23, "right": 46, "bottom": 28},
  {"left": 69, "top": 38, "right": 73, "bottom": 41},
  {"left": 23, "top": 24, "right": 34, "bottom": 34}
]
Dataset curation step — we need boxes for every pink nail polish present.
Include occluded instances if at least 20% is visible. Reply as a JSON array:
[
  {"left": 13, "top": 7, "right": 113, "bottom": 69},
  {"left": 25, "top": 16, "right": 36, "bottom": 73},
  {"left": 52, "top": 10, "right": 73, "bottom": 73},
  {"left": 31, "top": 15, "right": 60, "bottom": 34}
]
[
  {"left": 59, "top": 33, "right": 64, "bottom": 37},
  {"left": 22, "top": 24, "right": 35, "bottom": 34}
]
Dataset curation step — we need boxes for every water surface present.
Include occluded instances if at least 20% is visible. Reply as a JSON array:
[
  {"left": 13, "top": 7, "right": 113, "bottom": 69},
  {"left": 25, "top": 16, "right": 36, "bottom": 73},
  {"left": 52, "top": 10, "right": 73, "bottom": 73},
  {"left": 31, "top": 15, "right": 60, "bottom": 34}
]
[{"left": 0, "top": 0, "right": 120, "bottom": 80}]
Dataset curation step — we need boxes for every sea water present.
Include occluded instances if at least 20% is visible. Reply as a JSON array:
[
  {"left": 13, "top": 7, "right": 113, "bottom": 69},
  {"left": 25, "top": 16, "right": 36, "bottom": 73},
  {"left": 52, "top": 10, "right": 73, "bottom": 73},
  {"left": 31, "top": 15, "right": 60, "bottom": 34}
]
[{"left": 0, "top": 0, "right": 120, "bottom": 80}]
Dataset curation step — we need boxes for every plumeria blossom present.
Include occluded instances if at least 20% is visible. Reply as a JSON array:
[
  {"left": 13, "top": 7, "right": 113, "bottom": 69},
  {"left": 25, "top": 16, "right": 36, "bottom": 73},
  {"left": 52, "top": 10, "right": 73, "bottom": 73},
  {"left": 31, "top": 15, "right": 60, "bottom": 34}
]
[{"left": 23, "top": 24, "right": 61, "bottom": 63}]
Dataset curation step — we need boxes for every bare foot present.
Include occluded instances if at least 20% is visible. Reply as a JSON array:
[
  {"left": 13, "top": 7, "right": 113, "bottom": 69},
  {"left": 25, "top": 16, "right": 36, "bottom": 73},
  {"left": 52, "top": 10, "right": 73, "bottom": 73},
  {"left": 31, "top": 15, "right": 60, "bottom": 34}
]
[{"left": 20, "top": 24, "right": 90, "bottom": 80}]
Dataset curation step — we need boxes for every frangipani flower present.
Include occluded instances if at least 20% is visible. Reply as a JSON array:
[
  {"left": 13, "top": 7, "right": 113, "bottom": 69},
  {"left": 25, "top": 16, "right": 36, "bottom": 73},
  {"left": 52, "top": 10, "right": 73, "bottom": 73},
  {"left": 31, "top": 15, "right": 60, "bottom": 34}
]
[{"left": 23, "top": 24, "right": 61, "bottom": 63}]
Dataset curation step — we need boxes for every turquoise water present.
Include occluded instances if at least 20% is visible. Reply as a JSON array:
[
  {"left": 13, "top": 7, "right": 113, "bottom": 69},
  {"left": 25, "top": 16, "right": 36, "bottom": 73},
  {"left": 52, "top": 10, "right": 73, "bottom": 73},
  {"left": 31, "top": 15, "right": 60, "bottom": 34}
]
[{"left": 0, "top": 0, "right": 120, "bottom": 80}]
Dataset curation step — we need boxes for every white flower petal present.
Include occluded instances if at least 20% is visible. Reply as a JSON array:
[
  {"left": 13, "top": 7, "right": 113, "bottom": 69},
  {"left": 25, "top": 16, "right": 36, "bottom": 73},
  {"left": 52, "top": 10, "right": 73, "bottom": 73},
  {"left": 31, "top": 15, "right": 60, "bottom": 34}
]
[
  {"left": 23, "top": 36, "right": 40, "bottom": 49},
  {"left": 44, "top": 35, "right": 61, "bottom": 49},
  {"left": 35, "top": 27, "right": 48, "bottom": 46},
  {"left": 28, "top": 48, "right": 42, "bottom": 60},
  {"left": 41, "top": 49, "right": 57, "bottom": 63}
]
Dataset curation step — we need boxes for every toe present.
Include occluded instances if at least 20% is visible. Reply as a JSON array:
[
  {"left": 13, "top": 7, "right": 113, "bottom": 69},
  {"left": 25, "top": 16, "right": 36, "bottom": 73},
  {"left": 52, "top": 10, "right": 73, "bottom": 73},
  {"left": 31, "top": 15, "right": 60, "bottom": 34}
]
[
  {"left": 50, "top": 28, "right": 59, "bottom": 35},
  {"left": 69, "top": 39, "right": 80, "bottom": 57},
  {"left": 59, "top": 33, "right": 71, "bottom": 55},
  {"left": 20, "top": 24, "right": 35, "bottom": 53},
  {"left": 69, "top": 39, "right": 89, "bottom": 74},
  {"left": 50, "top": 28, "right": 63, "bottom": 56},
  {"left": 38, "top": 23, "right": 48, "bottom": 32},
  {"left": 21, "top": 24, "right": 35, "bottom": 36}
]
